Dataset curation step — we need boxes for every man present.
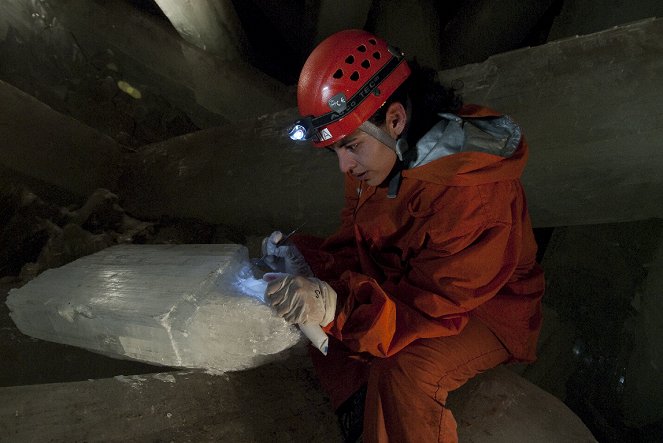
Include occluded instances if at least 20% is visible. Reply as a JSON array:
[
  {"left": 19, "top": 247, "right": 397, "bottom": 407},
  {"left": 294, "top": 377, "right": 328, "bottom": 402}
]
[{"left": 263, "top": 29, "right": 545, "bottom": 443}]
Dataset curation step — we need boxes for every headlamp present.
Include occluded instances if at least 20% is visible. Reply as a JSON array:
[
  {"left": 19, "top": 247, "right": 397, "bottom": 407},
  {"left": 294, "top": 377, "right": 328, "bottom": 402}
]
[{"left": 287, "top": 117, "right": 314, "bottom": 141}]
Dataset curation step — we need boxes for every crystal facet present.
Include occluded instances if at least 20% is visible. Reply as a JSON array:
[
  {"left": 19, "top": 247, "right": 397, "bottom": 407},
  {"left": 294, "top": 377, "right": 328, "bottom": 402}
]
[{"left": 6, "top": 244, "right": 303, "bottom": 373}]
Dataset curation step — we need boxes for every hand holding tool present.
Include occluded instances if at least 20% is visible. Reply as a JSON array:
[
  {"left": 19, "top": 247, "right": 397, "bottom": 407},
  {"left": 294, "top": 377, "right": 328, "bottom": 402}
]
[{"left": 254, "top": 223, "right": 311, "bottom": 275}]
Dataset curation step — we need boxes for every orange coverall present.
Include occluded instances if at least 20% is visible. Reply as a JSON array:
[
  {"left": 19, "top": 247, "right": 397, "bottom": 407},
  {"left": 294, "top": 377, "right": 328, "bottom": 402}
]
[{"left": 292, "top": 105, "right": 545, "bottom": 442}]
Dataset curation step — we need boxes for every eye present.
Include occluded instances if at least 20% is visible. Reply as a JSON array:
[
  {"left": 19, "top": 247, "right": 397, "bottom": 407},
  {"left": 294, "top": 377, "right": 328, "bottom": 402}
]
[{"left": 332, "top": 141, "right": 359, "bottom": 153}]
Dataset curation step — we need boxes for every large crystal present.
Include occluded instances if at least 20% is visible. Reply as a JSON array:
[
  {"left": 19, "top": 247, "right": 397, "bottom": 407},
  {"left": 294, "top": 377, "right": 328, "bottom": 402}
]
[{"left": 5, "top": 244, "right": 303, "bottom": 373}]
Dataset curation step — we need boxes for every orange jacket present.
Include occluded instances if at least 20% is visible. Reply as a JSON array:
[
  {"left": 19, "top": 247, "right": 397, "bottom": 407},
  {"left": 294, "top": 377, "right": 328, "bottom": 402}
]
[{"left": 294, "top": 105, "right": 544, "bottom": 361}]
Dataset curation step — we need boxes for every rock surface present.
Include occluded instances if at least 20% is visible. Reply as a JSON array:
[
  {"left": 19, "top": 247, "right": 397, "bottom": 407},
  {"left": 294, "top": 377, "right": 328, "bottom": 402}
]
[
  {"left": 450, "top": 366, "right": 597, "bottom": 442},
  {"left": 0, "top": 355, "right": 596, "bottom": 442}
]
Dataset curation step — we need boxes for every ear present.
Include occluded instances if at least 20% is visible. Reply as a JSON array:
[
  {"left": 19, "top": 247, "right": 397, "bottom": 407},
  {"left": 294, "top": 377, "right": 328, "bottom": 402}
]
[{"left": 384, "top": 102, "right": 407, "bottom": 139}]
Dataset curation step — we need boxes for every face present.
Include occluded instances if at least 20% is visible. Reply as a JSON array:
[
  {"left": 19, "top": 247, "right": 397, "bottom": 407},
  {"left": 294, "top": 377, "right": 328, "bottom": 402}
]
[{"left": 331, "top": 128, "right": 397, "bottom": 187}]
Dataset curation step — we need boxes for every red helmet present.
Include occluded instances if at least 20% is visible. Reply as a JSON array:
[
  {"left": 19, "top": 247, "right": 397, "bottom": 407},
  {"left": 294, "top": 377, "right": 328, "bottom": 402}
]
[{"left": 290, "top": 29, "right": 411, "bottom": 147}]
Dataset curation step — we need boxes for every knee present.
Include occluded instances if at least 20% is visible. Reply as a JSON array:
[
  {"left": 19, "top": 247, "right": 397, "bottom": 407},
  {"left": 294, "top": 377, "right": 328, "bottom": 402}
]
[{"left": 368, "top": 350, "right": 458, "bottom": 405}]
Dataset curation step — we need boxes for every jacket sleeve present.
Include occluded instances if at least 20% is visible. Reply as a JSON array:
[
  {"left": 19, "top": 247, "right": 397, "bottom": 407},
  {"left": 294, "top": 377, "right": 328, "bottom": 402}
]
[{"left": 326, "top": 217, "right": 522, "bottom": 358}]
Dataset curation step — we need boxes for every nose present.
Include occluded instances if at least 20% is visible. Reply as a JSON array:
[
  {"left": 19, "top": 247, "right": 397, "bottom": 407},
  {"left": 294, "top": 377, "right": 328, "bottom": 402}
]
[{"left": 336, "top": 148, "right": 356, "bottom": 174}]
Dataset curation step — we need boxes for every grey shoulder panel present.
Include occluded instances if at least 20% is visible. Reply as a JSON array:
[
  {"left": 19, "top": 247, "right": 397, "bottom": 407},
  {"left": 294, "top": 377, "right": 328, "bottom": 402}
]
[
  {"left": 409, "top": 113, "right": 522, "bottom": 168},
  {"left": 464, "top": 114, "right": 522, "bottom": 158}
]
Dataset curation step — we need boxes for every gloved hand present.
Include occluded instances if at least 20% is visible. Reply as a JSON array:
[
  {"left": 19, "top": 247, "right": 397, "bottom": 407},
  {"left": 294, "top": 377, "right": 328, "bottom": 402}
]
[
  {"left": 265, "top": 274, "right": 337, "bottom": 327},
  {"left": 261, "top": 231, "right": 313, "bottom": 276}
]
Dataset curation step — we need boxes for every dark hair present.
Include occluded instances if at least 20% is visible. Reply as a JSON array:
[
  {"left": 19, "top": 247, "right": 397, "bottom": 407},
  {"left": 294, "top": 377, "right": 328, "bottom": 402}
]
[{"left": 368, "top": 59, "right": 463, "bottom": 145}]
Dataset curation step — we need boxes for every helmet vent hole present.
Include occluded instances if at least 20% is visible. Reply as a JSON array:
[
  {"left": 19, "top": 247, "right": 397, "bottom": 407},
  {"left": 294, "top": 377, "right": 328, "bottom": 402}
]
[
  {"left": 345, "top": 55, "right": 355, "bottom": 64},
  {"left": 373, "top": 51, "right": 381, "bottom": 60},
  {"left": 333, "top": 69, "right": 343, "bottom": 79},
  {"left": 361, "top": 59, "right": 370, "bottom": 69},
  {"left": 357, "top": 44, "right": 367, "bottom": 53},
  {"left": 350, "top": 71, "right": 360, "bottom": 81},
  {"left": 368, "top": 38, "right": 377, "bottom": 45}
]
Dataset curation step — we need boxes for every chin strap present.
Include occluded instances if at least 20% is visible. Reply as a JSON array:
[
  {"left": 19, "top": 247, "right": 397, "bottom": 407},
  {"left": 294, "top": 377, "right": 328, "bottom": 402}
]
[
  {"left": 359, "top": 121, "right": 397, "bottom": 154},
  {"left": 358, "top": 120, "right": 411, "bottom": 162},
  {"left": 358, "top": 121, "right": 407, "bottom": 198},
  {"left": 395, "top": 138, "right": 409, "bottom": 161},
  {"left": 359, "top": 100, "right": 412, "bottom": 198},
  {"left": 387, "top": 160, "right": 404, "bottom": 198},
  {"left": 358, "top": 97, "right": 412, "bottom": 161}
]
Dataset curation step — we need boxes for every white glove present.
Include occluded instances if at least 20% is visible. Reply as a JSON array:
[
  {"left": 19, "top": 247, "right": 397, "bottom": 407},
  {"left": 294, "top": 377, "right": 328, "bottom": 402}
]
[
  {"left": 265, "top": 274, "right": 337, "bottom": 327},
  {"left": 261, "top": 231, "right": 314, "bottom": 276}
]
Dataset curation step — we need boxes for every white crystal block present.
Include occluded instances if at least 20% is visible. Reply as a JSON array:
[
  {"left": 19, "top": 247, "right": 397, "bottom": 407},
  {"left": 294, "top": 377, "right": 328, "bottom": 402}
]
[{"left": 5, "top": 244, "right": 304, "bottom": 373}]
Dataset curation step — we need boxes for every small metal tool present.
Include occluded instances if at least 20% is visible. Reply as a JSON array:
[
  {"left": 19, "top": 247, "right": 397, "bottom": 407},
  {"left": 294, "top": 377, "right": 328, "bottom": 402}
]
[{"left": 252, "top": 222, "right": 306, "bottom": 271}]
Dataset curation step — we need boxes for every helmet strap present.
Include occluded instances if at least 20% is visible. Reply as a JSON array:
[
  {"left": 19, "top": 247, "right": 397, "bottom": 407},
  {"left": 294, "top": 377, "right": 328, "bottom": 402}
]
[
  {"left": 359, "top": 121, "right": 396, "bottom": 149},
  {"left": 358, "top": 120, "right": 411, "bottom": 162},
  {"left": 386, "top": 162, "right": 404, "bottom": 199},
  {"left": 358, "top": 96, "right": 412, "bottom": 161},
  {"left": 356, "top": 121, "right": 404, "bottom": 197},
  {"left": 395, "top": 138, "right": 409, "bottom": 161}
]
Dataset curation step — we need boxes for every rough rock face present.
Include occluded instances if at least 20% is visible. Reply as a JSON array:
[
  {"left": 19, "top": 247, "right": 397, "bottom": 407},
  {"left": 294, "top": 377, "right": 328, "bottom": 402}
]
[
  {"left": 0, "top": 185, "right": 245, "bottom": 283},
  {"left": 0, "top": 186, "right": 150, "bottom": 281}
]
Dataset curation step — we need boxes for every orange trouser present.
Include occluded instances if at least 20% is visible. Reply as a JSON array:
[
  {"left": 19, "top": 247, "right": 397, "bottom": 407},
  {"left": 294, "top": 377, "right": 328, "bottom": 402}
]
[{"left": 310, "top": 317, "right": 509, "bottom": 443}]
